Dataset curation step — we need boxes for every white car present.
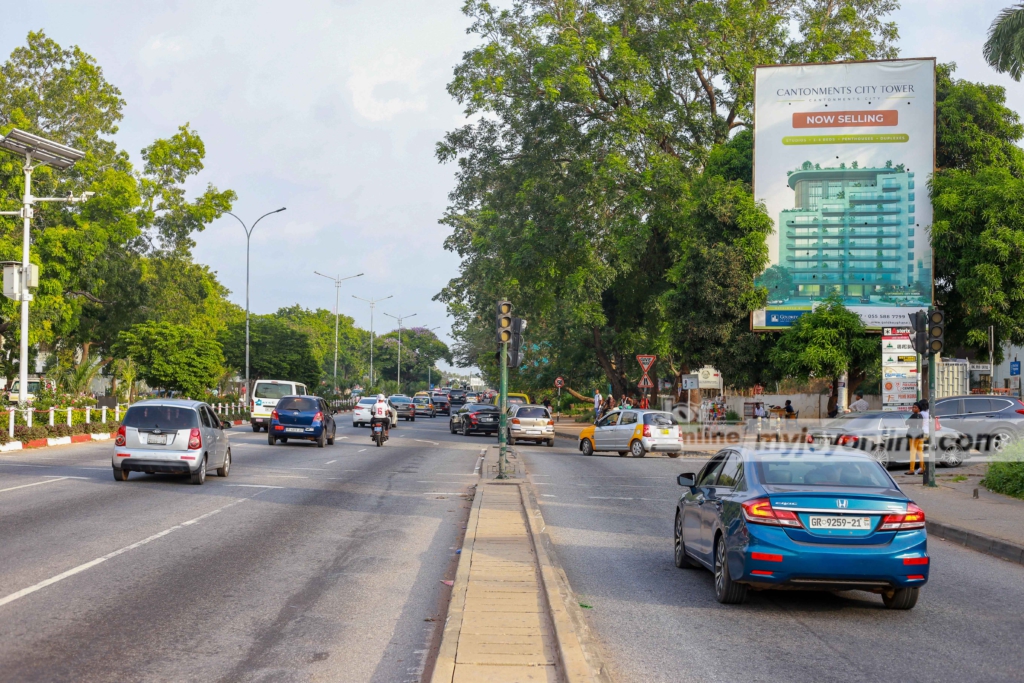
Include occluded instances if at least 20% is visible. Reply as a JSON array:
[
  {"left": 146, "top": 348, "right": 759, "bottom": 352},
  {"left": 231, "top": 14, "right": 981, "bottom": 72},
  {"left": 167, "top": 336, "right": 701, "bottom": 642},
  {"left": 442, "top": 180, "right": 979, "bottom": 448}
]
[
  {"left": 352, "top": 397, "right": 397, "bottom": 428},
  {"left": 250, "top": 379, "right": 308, "bottom": 432}
]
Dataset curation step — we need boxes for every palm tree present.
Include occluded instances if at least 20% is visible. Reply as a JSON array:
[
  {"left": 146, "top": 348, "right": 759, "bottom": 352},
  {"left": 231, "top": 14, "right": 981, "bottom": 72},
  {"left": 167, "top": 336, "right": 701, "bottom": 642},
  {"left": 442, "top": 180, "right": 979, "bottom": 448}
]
[
  {"left": 985, "top": 4, "right": 1024, "bottom": 81},
  {"left": 65, "top": 351, "right": 106, "bottom": 397},
  {"left": 112, "top": 357, "right": 138, "bottom": 403}
]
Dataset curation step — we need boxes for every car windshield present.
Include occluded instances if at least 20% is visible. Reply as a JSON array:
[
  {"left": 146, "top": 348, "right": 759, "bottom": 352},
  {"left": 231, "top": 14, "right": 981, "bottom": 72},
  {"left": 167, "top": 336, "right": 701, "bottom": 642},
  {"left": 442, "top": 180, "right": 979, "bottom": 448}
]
[
  {"left": 643, "top": 412, "right": 675, "bottom": 426},
  {"left": 254, "top": 383, "right": 293, "bottom": 399},
  {"left": 755, "top": 457, "right": 891, "bottom": 487},
  {"left": 277, "top": 397, "right": 319, "bottom": 412},
  {"left": 516, "top": 407, "right": 549, "bottom": 418},
  {"left": 124, "top": 405, "right": 199, "bottom": 430}
]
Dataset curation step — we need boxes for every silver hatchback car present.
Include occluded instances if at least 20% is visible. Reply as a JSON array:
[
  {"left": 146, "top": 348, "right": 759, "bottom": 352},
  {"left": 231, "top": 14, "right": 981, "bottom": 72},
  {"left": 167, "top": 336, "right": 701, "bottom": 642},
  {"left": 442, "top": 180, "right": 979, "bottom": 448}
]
[
  {"left": 507, "top": 404, "right": 555, "bottom": 447},
  {"left": 112, "top": 399, "right": 232, "bottom": 485}
]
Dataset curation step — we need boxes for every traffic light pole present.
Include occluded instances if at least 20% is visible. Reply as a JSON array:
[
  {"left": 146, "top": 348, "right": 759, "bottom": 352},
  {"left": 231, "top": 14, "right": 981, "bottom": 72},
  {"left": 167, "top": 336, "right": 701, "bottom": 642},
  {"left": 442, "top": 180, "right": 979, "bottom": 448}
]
[
  {"left": 497, "top": 342, "right": 509, "bottom": 479},
  {"left": 925, "top": 354, "right": 937, "bottom": 487}
]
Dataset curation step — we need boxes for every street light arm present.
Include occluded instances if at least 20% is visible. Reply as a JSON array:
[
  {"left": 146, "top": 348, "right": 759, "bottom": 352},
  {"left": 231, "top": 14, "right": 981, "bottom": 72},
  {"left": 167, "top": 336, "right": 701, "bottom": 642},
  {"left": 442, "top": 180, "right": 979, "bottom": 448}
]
[{"left": 249, "top": 207, "right": 287, "bottom": 234}]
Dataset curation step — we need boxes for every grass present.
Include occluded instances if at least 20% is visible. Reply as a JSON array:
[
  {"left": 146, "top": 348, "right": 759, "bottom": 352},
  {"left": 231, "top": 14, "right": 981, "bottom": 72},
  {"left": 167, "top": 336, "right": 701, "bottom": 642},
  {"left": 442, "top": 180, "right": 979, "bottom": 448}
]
[{"left": 951, "top": 475, "right": 968, "bottom": 483}]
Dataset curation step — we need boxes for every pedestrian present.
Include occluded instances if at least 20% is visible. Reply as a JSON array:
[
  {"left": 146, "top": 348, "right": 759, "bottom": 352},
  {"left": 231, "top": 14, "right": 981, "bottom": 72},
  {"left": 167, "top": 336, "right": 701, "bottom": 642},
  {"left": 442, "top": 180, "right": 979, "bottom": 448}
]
[
  {"left": 543, "top": 396, "right": 552, "bottom": 413},
  {"left": 594, "top": 389, "right": 603, "bottom": 420},
  {"left": 639, "top": 394, "right": 649, "bottom": 409},
  {"left": 906, "top": 401, "right": 925, "bottom": 475},
  {"left": 784, "top": 399, "right": 795, "bottom": 419},
  {"left": 849, "top": 392, "right": 869, "bottom": 412}
]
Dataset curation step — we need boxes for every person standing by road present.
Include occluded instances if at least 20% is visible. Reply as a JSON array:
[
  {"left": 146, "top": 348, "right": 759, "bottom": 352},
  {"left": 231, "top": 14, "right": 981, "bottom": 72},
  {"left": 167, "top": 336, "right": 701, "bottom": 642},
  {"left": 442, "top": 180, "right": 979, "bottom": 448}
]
[
  {"left": 906, "top": 401, "right": 925, "bottom": 475},
  {"left": 849, "top": 392, "right": 870, "bottom": 412},
  {"left": 594, "top": 389, "right": 603, "bottom": 420}
]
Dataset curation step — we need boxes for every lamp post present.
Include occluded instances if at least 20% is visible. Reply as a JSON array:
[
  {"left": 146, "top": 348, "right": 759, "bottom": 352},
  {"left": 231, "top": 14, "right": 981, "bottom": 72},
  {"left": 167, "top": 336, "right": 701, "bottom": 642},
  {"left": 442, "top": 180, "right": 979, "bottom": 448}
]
[
  {"left": 0, "top": 129, "right": 89, "bottom": 404},
  {"left": 383, "top": 311, "right": 417, "bottom": 387},
  {"left": 314, "top": 271, "right": 364, "bottom": 393},
  {"left": 424, "top": 325, "right": 441, "bottom": 390},
  {"left": 226, "top": 207, "right": 286, "bottom": 403},
  {"left": 353, "top": 294, "right": 393, "bottom": 387}
]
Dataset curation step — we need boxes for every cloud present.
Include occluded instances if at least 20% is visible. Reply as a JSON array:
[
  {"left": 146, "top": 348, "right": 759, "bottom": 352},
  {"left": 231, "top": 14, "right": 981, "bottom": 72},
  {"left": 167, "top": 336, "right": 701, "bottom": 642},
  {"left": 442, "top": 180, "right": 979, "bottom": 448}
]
[{"left": 347, "top": 51, "right": 429, "bottom": 122}]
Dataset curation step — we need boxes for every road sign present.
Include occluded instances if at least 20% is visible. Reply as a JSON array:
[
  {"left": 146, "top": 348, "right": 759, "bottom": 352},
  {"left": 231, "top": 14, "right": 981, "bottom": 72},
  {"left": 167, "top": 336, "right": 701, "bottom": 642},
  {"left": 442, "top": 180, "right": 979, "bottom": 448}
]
[
  {"left": 680, "top": 374, "right": 699, "bottom": 391},
  {"left": 636, "top": 355, "right": 656, "bottom": 372},
  {"left": 970, "top": 363, "right": 992, "bottom": 373},
  {"left": 637, "top": 376, "right": 654, "bottom": 389},
  {"left": 1012, "top": 362, "right": 1020, "bottom": 377},
  {"left": 554, "top": 377, "right": 565, "bottom": 388}
]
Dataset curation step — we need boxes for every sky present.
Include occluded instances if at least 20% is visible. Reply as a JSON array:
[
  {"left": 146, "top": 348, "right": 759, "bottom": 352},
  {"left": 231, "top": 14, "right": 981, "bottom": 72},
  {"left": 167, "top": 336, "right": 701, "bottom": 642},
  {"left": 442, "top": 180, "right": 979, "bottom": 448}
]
[{"left": 1, "top": 0, "right": 1022, "bottom": 371}]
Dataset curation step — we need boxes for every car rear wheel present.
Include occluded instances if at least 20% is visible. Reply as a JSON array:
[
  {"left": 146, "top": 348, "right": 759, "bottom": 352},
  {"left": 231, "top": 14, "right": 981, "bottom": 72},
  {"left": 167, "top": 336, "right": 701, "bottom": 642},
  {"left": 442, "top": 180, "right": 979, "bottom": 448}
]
[
  {"left": 252, "top": 424, "right": 260, "bottom": 432},
  {"left": 268, "top": 433, "right": 276, "bottom": 446},
  {"left": 461, "top": 422, "right": 470, "bottom": 437},
  {"left": 882, "top": 586, "right": 919, "bottom": 610},
  {"left": 630, "top": 440, "right": 646, "bottom": 458},
  {"left": 190, "top": 455, "right": 207, "bottom": 485},
  {"left": 713, "top": 536, "right": 747, "bottom": 604},
  {"left": 112, "top": 467, "right": 129, "bottom": 482},
  {"left": 217, "top": 449, "right": 231, "bottom": 477},
  {"left": 327, "top": 430, "right": 335, "bottom": 445},
  {"left": 547, "top": 439, "right": 554, "bottom": 447},
  {"left": 581, "top": 439, "right": 594, "bottom": 456},
  {"left": 508, "top": 432, "right": 516, "bottom": 446},
  {"left": 316, "top": 430, "right": 326, "bottom": 448},
  {"left": 870, "top": 445, "right": 890, "bottom": 469},
  {"left": 674, "top": 512, "right": 697, "bottom": 569},
  {"left": 450, "top": 420, "right": 456, "bottom": 434}
]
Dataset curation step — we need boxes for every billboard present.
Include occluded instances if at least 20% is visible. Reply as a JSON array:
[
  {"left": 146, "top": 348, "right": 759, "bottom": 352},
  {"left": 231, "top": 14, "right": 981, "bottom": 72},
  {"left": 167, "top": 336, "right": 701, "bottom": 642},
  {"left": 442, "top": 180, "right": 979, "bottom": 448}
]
[{"left": 751, "top": 59, "right": 935, "bottom": 331}]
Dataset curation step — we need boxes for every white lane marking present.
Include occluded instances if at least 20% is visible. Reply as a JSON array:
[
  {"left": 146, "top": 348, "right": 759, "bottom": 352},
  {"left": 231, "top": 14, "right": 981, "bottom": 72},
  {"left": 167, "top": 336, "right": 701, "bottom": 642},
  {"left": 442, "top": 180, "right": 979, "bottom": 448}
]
[
  {"left": 423, "top": 492, "right": 465, "bottom": 495},
  {"left": 358, "top": 449, "right": 367, "bottom": 453},
  {"left": 541, "top": 494, "right": 557, "bottom": 498},
  {"left": 259, "top": 475, "right": 308, "bottom": 479},
  {"left": 325, "top": 460, "right": 337, "bottom": 465},
  {"left": 339, "top": 437, "right": 348, "bottom": 440},
  {"left": 226, "top": 484, "right": 284, "bottom": 489},
  {"left": 0, "top": 477, "right": 73, "bottom": 494},
  {"left": 0, "top": 496, "right": 253, "bottom": 609},
  {"left": 588, "top": 496, "right": 635, "bottom": 500},
  {"left": 289, "top": 467, "right": 327, "bottom": 471},
  {"left": 414, "top": 439, "right": 440, "bottom": 446}
]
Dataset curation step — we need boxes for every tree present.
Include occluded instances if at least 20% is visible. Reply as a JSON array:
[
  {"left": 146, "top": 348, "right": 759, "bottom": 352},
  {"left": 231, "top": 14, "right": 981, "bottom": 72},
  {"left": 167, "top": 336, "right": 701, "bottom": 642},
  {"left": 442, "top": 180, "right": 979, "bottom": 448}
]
[
  {"left": 372, "top": 327, "right": 452, "bottom": 392},
  {"left": 274, "top": 306, "right": 368, "bottom": 388},
  {"left": 114, "top": 321, "right": 223, "bottom": 397},
  {"left": 769, "top": 295, "right": 877, "bottom": 411},
  {"left": 984, "top": 3, "right": 1024, "bottom": 81},
  {"left": 219, "top": 316, "right": 321, "bottom": 388},
  {"left": 756, "top": 265, "right": 795, "bottom": 301}
]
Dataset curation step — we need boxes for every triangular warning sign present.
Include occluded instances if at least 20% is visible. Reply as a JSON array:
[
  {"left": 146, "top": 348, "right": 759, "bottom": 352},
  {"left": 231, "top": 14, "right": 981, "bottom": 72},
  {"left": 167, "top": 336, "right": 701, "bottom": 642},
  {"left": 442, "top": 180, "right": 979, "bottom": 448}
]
[{"left": 636, "top": 355, "right": 656, "bottom": 372}]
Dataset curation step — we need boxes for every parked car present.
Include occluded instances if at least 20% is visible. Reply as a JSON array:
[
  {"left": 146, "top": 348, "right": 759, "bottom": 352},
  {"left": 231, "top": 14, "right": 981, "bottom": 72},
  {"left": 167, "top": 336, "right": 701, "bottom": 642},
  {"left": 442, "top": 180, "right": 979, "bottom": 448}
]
[
  {"left": 431, "top": 392, "right": 451, "bottom": 415},
  {"left": 674, "top": 447, "right": 928, "bottom": 609},
  {"left": 6, "top": 377, "right": 54, "bottom": 404},
  {"left": 113, "top": 399, "right": 232, "bottom": 484},
  {"left": 808, "top": 410, "right": 968, "bottom": 468},
  {"left": 450, "top": 403, "right": 500, "bottom": 436},
  {"left": 268, "top": 395, "right": 337, "bottom": 447},
  {"left": 579, "top": 409, "right": 682, "bottom": 457},
  {"left": 933, "top": 396, "right": 1024, "bottom": 453},
  {"left": 250, "top": 379, "right": 308, "bottom": 432},
  {"left": 413, "top": 395, "right": 436, "bottom": 417},
  {"left": 506, "top": 404, "right": 555, "bottom": 447},
  {"left": 390, "top": 395, "right": 416, "bottom": 421}
]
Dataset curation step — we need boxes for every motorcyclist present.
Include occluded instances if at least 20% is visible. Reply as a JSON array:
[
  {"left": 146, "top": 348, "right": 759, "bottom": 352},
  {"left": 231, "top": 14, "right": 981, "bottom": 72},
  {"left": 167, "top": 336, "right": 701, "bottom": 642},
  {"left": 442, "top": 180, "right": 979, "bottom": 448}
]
[{"left": 369, "top": 393, "right": 391, "bottom": 441}]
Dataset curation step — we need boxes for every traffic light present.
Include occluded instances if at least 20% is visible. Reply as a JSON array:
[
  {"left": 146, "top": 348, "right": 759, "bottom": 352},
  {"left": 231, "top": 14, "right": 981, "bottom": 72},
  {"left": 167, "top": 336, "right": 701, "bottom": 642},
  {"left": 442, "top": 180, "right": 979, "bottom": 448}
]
[
  {"left": 909, "top": 310, "right": 928, "bottom": 355},
  {"left": 496, "top": 300, "right": 513, "bottom": 343},
  {"left": 928, "top": 309, "right": 945, "bottom": 355},
  {"left": 508, "top": 318, "right": 526, "bottom": 368}
]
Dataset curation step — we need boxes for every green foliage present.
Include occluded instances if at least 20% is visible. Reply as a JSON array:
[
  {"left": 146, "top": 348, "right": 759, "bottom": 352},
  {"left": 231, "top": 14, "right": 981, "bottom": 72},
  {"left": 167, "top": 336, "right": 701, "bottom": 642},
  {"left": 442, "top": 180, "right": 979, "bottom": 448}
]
[
  {"left": 787, "top": 0, "right": 900, "bottom": 63},
  {"left": 983, "top": 460, "right": 1024, "bottom": 499},
  {"left": 115, "top": 321, "right": 223, "bottom": 397},
  {"left": 984, "top": 3, "right": 1024, "bottom": 81},
  {"left": 705, "top": 130, "right": 753, "bottom": 184},
  {"left": 219, "top": 315, "right": 321, "bottom": 389},
  {"left": 756, "top": 265, "right": 795, "bottom": 301},
  {"left": 274, "top": 306, "right": 368, "bottom": 387},
  {"left": 372, "top": 327, "right": 452, "bottom": 393}
]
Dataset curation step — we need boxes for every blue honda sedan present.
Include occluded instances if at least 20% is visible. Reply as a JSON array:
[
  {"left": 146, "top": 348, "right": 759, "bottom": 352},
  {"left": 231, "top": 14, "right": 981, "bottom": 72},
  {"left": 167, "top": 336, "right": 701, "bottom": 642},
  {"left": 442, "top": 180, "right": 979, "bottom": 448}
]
[
  {"left": 674, "top": 447, "right": 928, "bottom": 609},
  {"left": 268, "top": 395, "right": 337, "bottom": 447}
]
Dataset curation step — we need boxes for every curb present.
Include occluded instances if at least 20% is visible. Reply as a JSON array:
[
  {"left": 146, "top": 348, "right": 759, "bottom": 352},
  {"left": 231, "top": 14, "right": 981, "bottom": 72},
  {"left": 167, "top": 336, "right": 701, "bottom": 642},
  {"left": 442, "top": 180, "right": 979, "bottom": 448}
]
[
  {"left": 928, "top": 520, "right": 1024, "bottom": 566},
  {"left": 1, "top": 431, "right": 116, "bottom": 453},
  {"left": 430, "top": 480, "right": 484, "bottom": 683}
]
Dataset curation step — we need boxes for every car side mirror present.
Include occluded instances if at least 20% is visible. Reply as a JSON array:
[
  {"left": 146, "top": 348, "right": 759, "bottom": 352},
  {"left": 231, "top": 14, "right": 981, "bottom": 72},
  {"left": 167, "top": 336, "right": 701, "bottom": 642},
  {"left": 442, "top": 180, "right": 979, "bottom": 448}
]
[
  {"left": 677, "top": 473, "right": 696, "bottom": 487},
  {"left": 221, "top": 420, "right": 232, "bottom": 429}
]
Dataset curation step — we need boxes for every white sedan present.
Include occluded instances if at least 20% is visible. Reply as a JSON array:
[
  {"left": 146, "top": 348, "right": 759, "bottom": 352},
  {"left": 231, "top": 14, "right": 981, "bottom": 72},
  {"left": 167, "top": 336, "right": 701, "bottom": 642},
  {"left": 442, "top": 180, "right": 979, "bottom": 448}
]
[{"left": 352, "top": 397, "right": 397, "bottom": 428}]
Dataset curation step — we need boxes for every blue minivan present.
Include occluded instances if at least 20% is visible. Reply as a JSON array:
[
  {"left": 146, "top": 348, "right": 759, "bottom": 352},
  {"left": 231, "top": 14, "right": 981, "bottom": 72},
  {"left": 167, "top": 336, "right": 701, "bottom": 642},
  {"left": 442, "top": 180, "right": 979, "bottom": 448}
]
[
  {"left": 674, "top": 447, "right": 928, "bottom": 609},
  {"left": 268, "top": 395, "right": 337, "bottom": 448}
]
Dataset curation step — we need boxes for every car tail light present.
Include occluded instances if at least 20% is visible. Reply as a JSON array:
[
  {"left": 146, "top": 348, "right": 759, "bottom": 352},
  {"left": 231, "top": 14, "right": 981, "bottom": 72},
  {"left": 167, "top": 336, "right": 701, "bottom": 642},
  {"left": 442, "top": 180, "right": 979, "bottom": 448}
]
[
  {"left": 1016, "top": 409, "right": 1024, "bottom": 415},
  {"left": 547, "top": 420, "right": 554, "bottom": 426},
  {"left": 906, "top": 575, "right": 925, "bottom": 580},
  {"left": 879, "top": 503, "right": 925, "bottom": 531},
  {"left": 751, "top": 570, "right": 774, "bottom": 576},
  {"left": 115, "top": 424, "right": 126, "bottom": 447},
  {"left": 741, "top": 498, "right": 804, "bottom": 528},
  {"left": 271, "top": 409, "right": 279, "bottom": 420},
  {"left": 511, "top": 418, "right": 520, "bottom": 425},
  {"left": 313, "top": 411, "right": 323, "bottom": 423},
  {"left": 837, "top": 435, "right": 859, "bottom": 447},
  {"left": 469, "top": 412, "right": 478, "bottom": 423},
  {"left": 187, "top": 428, "right": 202, "bottom": 450},
  {"left": 643, "top": 425, "right": 651, "bottom": 437},
  {"left": 903, "top": 556, "right": 929, "bottom": 565}
]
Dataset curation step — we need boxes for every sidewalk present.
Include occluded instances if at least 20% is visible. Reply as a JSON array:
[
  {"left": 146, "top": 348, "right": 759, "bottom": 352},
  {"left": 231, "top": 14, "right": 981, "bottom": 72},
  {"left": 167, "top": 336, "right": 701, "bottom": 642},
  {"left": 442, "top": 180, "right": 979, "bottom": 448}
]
[{"left": 431, "top": 448, "right": 596, "bottom": 683}]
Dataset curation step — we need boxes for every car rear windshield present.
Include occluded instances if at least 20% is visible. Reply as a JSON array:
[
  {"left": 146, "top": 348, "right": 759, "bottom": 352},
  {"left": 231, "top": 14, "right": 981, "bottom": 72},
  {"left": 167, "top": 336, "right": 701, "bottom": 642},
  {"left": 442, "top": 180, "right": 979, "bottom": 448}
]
[
  {"left": 507, "top": 396, "right": 527, "bottom": 405},
  {"left": 124, "top": 405, "right": 199, "bottom": 430},
  {"left": 358, "top": 398, "right": 376, "bottom": 406},
  {"left": 391, "top": 397, "right": 412, "bottom": 404},
  {"left": 755, "top": 458, "right": 891, "bottom": 487},
  {"left": 432, "top": 394, "right": 448, "bottom": 401},
  {"left": 277, "top": 397, "right": 319, "bottom": 412},
  {"left": 414, "top": 397, "right": 431, "bottom": 404},
  {"left": 467, "top": 404, "right": 497, "bottom": 412},
  {"left": 254, "top": 383, "right": 293, "bottom": 399},
  {"left": 516, "top": 407, "right": 549, "bottom": 418},
  {"left": 643, "top": 412, "right": 675, "bottom": 426}
]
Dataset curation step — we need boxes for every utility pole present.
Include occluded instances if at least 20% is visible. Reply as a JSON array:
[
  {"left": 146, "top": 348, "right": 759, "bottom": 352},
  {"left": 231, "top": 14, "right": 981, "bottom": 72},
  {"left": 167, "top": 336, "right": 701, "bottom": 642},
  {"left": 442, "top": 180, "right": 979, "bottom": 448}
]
[
  {"left": 989, "top": 325, "right": 996, "bottom": 395},
  {"left": 383, "top": 311, "right": 417, "bottom": 387},
  {"left": 227, "top": 207, "right": 287, "bottom": 403},
  {"left": 314, "top": 271, "right": 363, "bottom": 393},
  {"left": 353, "top": 294, "right": 393, "bottom": 388}
]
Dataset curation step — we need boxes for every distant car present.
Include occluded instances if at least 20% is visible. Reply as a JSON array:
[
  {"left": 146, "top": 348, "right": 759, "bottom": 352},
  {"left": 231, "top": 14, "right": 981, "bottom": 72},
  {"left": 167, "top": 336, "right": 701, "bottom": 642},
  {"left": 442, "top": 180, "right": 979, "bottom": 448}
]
[
  {"left": 674, "top": 447, "right": 928, "bottom": 609},
  {"left": 448, "top": 389, "right": 469, "bottom": 408},
  {"left": 250, "top": 379, "right": 309, "bottom": 432},
  {"left": 113, "top": 399, "right": 232, "bottom": 484},
  {"left": 390, "top": 395, "right": 416, "bottom": 421},
  {"left": 465, "top": 392, "right": 480, "bottom": 403},
  {"left": 579, "top": 409, "right": 682, "bottom": 457},
  {"left": 506, "top": 404, "right": 555, "bottom": 447},
  {"left": 431, "top": 392, "right": 451, "bottom": 415},
  {"left": 490, "top": 393, "right": 530, "bottom": 408},
  {"left": 352, "top": 397, "right": 376, "bottom": 427},
  {"left": 6, "top": 377, "right": 53, "bottom": 404},
  {"left": 451, "top": 403, "right": 500, "bottom": 436},
  {"left": 933, "top": 396, "right": 1024, "bottom": 453},
  {"left": 268, "top": 395, "right": 337, "bottom": 447},
  {"left": 808, "top": 411, "right": 968, "bottom": 468},
  {"left": 413, "top": 395, "right": 436, "bottom": 417}
]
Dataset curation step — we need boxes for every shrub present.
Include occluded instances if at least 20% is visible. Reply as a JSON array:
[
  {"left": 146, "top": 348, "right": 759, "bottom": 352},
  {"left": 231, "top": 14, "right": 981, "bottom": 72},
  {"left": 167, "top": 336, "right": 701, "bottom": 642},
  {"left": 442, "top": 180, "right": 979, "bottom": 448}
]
[{"left": 983, "top": 461, "right": 1024, "bottom": 499}]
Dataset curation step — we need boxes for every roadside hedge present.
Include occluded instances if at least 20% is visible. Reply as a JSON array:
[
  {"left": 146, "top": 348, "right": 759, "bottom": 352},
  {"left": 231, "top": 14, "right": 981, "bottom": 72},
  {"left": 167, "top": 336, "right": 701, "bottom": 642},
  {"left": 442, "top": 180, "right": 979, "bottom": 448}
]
[{"left": 984, "top": 461, "right": 1024, "bottom": 500}]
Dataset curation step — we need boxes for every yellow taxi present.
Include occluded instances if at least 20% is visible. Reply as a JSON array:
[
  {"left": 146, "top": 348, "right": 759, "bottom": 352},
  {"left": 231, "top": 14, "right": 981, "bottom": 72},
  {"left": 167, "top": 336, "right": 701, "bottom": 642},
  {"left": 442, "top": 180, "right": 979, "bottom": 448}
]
[
  {"left": 491, "top": 393, "right": 530, "bottom": 408},
  {"left": 579, "top": 408, "right": 681, "bottom": 458}
]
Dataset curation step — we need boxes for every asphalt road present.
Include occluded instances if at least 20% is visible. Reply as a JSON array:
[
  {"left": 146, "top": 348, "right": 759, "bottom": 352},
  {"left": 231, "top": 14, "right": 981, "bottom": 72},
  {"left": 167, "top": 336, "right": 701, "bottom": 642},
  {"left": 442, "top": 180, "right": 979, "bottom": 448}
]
[
  {"left": 520, "top": 435, "right": 1024, "bottom": 683},
  {"left": 0, "top": 415, "right": 481, "bottom": 683}
]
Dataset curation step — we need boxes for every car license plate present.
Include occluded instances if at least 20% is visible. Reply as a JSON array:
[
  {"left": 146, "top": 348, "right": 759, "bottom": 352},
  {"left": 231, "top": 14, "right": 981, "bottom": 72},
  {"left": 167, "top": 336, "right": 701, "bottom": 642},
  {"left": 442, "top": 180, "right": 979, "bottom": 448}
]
[
  {"left": 815, "top": 437, "right": 830, "bottom": 446},
  {"left": 808, "top": 515, "right": 873, "bottom": 530},
  {"left": 286, "top": 427, "right": 304, "bottom": 433},
  {"left": 526, "top": 429, "right": 540, "bottom": 434},
  {"left": 660, "top": 429, "right": 671, "bottom": 435},
  {"left": 373, "top": 425, "right": 382, "bottom": 432},
  {"left": 147, "top": 434, "right": 167, "bottom": 445}
]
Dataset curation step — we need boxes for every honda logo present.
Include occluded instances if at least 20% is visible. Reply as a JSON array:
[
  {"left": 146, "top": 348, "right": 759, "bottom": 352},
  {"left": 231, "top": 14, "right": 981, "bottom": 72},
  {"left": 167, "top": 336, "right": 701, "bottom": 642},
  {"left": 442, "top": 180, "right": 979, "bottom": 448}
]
[{"left": 836, "top": 499, "right": 849, "bottom": 509}]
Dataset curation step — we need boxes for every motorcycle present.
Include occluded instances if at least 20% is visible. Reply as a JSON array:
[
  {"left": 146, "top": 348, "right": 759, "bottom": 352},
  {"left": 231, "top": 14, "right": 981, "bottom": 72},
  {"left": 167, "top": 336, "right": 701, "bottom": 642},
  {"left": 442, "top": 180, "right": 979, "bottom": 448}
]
[{"left": 372, "top": 421, "right": 388, "bottom": 447}]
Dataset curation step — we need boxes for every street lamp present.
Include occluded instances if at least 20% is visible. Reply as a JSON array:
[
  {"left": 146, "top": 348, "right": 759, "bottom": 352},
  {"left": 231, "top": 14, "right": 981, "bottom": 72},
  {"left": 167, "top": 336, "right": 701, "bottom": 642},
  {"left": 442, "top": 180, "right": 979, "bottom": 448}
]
[
  {"left": 314, "top": 270, "right": 364, "bottom": 393},
  {"left": 353, "top": 294, "right": 393, "bottom": 387},
  {"left": 0, "top": 129, "right": 89, "bottom": 404},
  {"left": 425, "top": 325, "right": 441, "bottom": 390},
  {"left": 226, "top": 207, "right": 286, "bottom": 403},
  {"left": 383, "top": 311, "right": 417, "bottom": 386}
]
